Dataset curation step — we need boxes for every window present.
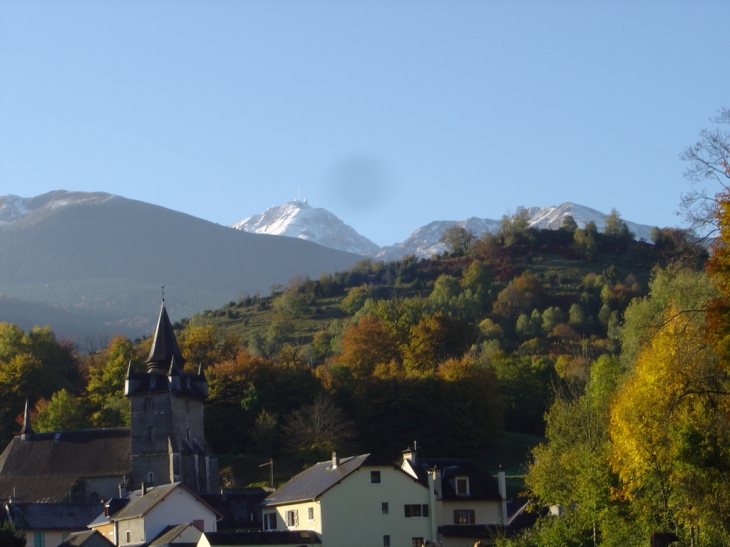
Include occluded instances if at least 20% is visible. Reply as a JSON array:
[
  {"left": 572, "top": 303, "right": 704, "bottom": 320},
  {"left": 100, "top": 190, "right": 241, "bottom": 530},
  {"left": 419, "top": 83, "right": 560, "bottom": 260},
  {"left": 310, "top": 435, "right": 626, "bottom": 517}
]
[
  {"left": 147, "top": 471, "right": 155, "bottom": 485},
  {"left": 285, "top": 509, "right": 299, "bottom": 527},
  {"left": 382, "top": 502, "right": 389, "bottom": 514},
  {"left": 185, "top": 398, "right": 190, "bottom": 412},
  {"left": 456, "top": 476, "right": 469, "bottom": 496},
  {"left": 33, "top": 532, "right": 45, "bottom": 547},
  {"left": 125, "top": 531, "right": 131, "bottom": 544},
  {"left": 404, "top": 504, "right": 429, "bottom": 518},
  {"left": 454, "top": 509, "right": 476, "bottom": 524},
  {"left": 371, "top": 470, "right": 381, "bottom": 484},
  {"left": 308, "top": 507, "right": 314, "bottom": 520},
  {"left": 411, "top": 538, "right": 424, "bottom": 547},
  {"left": 145, "top": 425, "right": 154, "bottom": 441},
  {"left": 186, "top": 427, "right": 191, "bottom": 442},
  {"left": 144, "top": 397, "right": 154, "bottom": 411},
  {"left": 264, "top": 512, "right": 277, "bottom": 530},
  {"left": 383, "top": 535, "right": 391, "bottom": 547}
]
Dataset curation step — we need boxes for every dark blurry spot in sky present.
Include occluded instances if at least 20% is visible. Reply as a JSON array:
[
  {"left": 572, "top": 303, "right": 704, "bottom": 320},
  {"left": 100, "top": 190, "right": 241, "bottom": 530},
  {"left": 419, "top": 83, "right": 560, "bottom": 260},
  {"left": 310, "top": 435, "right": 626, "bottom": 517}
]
[{"left": 323, "top": 156, "right": 390, "bottom": 213}]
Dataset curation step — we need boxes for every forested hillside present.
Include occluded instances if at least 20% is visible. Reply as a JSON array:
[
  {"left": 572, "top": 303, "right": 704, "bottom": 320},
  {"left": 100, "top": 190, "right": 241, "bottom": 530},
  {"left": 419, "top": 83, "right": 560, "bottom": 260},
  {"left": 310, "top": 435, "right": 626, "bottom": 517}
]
[{"left": 0, "top": 208, "right": 702, "bottom": 495}]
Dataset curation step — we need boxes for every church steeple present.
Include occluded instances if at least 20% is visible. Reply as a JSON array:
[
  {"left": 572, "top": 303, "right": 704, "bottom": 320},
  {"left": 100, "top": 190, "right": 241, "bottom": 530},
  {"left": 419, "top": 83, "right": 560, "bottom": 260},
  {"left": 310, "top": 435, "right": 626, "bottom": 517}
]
[
  {"left": 145, "top": 300, "right": 185, "bottom": 374},
  {"left": 20, "top": 400, "right": 33, "bottom": 440}
]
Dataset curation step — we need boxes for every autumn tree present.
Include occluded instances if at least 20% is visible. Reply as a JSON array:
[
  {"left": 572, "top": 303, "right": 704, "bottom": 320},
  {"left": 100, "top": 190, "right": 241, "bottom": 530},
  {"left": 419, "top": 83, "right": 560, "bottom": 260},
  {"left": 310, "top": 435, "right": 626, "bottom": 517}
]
[
  {"left": 402, "top": 312, "right": 476, "bottom": 375},
  {"left": 336, "top": 315, "right": 400, "bottom": 379}
]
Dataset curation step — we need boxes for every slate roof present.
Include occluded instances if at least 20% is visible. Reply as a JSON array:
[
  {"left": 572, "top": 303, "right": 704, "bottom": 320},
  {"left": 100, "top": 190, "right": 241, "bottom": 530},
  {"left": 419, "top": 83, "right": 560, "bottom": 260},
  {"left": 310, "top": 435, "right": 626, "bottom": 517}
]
[
  {"left": 262, "top": 454, "right": 409, "bottom": 507},
  {"left": 146, "top": 302, "right": 185, "bottom": 373},
  {"left": 202, "top": 531, "right": 321, "bottom": 545},
  {"left": 110, "top": 483, "right": 222, "bottom": 522},
  {"left": 404, "top": 458, "right": 502, "bottom": 501},
  {"left": 59, "top": 529, "right": 115, "bottom": 547},
  {"left": 199, "top": 489, "right": 270, "bottom": 531},
  {"left": 0, "top": 428, "right": 131, "bottom": 502},
  {"left": 5, "top": 502, "right": 103, "bottom": 530},
  {"left": 148, "top": 523, "right": 202, "bottom": 547}
]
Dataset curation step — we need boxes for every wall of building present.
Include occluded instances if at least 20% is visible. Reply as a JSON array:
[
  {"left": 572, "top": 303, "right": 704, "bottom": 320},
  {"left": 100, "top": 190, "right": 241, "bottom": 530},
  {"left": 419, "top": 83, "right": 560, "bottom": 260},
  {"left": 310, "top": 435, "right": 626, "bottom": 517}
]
[
  {"left": 438, "top": 499, "right": 502, "bottom": 527},
  {"left": 141, "top": 487, "right": 217, "bottom": 541},
  {"left": 321, "top": 465, "right": 431, "bottom": 547}
]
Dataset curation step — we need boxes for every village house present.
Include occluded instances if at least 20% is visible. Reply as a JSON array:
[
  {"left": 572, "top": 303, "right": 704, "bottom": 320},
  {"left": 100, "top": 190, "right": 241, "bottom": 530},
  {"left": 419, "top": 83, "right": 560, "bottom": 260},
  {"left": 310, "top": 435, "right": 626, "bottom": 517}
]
[
  {"left": 261, "top": 452, "right": 433, "bottom": 547},
  {"left": 87, "top": 482, "right": 220, "bottom": 546},
  {"left": 2, "top": 501, "right": 104, "bottom": 547},
  {"left": 400, "top": 447, "right": 508, "bottom": 547}
]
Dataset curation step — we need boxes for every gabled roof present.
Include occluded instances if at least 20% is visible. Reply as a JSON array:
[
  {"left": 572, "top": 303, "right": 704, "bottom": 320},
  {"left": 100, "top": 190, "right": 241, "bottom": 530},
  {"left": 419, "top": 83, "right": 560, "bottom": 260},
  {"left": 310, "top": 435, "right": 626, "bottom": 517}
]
[
  {"left": 59, "top": 529, "right": 115, "bottom": 547},
  {"left": 262, "top": 454, "right": 415, "bottom": 507},
  {"left": 146, "top": 302, "right": 185, "bottom": 373},
  {"left": 5, "top": 502, "right": 103, "bottom": 531},
  {"left": 148, "top": 523, "right": 202, "bottom": 547},
  {"left": 202, "top": 531, "right": 321, "bottom": 545},
  {"left": 110, "top": 483, "right": 222, "bottom": 522},
  {"left": 0, "top": 427, "right": 131, "bottom": 502},
  {"left": 403, "top": 457, "right": 502, "bottom": 501}
]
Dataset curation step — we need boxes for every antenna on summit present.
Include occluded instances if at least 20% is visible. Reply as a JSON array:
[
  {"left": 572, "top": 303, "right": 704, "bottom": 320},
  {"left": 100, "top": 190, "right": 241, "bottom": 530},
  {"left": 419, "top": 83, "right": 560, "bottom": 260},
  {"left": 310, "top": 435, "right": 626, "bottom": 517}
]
[{"left": 161, "top": 286, "right": 165, "bottom": 302}]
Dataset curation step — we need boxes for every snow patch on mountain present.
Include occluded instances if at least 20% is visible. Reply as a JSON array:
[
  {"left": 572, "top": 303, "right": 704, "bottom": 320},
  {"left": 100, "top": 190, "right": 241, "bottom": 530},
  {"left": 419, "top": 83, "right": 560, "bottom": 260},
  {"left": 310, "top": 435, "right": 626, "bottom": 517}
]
[
  {"left": 0, "top": 191, "right": 117, "bottom": 228},
  {"left": 374, "top": 203, "right": 656, "bottom": 261},
  {"left": 231, "top": 200, "right": 380, "bottom": 256}
]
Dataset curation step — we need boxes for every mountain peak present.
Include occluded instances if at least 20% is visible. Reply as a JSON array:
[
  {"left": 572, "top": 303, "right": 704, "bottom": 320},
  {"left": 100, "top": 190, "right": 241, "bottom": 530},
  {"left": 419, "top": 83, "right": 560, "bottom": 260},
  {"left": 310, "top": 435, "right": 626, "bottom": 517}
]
[{"left": 231, "top": 200, "right": 380, "bottom": 256}]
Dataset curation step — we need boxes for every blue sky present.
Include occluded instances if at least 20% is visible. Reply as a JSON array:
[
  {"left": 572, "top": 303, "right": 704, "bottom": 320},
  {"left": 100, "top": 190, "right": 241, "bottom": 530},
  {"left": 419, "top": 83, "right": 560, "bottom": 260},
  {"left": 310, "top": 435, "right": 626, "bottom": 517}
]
[{"left": 1, "top": 1, "right": 728, "bottom": 247}]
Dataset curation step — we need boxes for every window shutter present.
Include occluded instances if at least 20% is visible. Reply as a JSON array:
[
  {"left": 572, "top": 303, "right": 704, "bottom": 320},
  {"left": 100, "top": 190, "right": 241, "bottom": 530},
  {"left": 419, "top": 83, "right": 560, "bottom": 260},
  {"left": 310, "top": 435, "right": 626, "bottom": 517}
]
[
  {"left": 453, "top": 510, "right": 459, "bottom": 524},
  {"left": 404, "top": 505, "right": 411, "bottom": 517},
  {"left": 422, "top": 504, "right": 429, "bottom": 517},
  {"left": 469, "top": 510, "right": 475, "bottom": 524}
]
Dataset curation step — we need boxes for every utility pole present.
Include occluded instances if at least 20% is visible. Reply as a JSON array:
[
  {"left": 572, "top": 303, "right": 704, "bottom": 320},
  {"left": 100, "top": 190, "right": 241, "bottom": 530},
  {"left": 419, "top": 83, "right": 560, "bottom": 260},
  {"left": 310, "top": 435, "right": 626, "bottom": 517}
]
[{"left": 259, "top": 459, "right": 273, "bottom": 488}]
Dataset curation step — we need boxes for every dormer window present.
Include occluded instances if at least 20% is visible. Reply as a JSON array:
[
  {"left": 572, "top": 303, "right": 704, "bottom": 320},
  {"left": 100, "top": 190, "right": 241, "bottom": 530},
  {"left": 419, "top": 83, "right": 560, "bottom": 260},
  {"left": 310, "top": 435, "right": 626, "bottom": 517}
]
[{"left": 455, "top": 476, "right": 469, "bottom": 496}]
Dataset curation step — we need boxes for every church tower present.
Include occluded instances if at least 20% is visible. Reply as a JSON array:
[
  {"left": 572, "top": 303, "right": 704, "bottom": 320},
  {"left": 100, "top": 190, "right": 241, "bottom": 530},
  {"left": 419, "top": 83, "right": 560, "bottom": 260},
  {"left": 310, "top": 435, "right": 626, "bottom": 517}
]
[{"left": 125, "top": 301, "right": 219, "bottom": 493}]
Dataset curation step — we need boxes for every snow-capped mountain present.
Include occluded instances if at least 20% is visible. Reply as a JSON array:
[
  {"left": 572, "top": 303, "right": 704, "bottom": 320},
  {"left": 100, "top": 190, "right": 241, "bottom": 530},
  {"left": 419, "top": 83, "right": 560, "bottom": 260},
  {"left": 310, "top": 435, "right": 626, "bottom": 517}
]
[
  {"left": 231, "top": 199, "right": 380, "bottom": 256},
  {"left": 374, "top": 203, "right": 655, "bottom": 261},
  {"left": 232, "top": 200, "right": 655, "bottom": 262},
  {"left": 0, "top": 190, "right": 116, "bottom": 228}
]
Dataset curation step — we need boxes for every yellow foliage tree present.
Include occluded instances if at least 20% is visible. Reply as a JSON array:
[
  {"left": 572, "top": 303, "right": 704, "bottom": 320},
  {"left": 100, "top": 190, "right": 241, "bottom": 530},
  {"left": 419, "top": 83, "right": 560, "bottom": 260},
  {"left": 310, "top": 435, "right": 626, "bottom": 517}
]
[{"left": 610, "top": 307, "right": 730, "bottom": 542}]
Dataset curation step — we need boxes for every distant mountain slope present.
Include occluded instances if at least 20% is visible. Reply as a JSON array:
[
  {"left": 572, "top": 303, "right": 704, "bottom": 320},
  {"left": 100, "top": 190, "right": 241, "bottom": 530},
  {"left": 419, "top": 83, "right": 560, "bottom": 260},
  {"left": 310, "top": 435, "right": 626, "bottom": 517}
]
[
  {"left": 231, "top": 199, "right": 380, "bottom": 256},
  {"left": 375, "top": 203, "right": 656, "bottom": 261},
  {"left": 233, "top": 200, "right": 657, "bottom": 262},
  {"left": 0, "top": 191, "right": 362, "bottom": 337}
]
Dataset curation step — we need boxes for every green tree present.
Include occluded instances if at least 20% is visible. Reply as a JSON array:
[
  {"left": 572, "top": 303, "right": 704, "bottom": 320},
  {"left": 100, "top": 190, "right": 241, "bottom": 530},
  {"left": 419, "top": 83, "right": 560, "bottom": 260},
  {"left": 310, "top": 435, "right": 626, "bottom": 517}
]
[
  {"left": 439, "top": 225, "right": 476, "bottom": 255},
  {"left": 32, "top": 389, "right": 89, "bottom": 432}
]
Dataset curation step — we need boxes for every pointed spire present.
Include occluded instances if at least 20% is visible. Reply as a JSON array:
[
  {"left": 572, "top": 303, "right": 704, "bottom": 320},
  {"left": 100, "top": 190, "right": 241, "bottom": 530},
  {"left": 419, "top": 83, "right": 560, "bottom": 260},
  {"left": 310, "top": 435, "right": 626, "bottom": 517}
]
[
  {"left": 145, "top": 300, "right": 185, "bottom": 374},
  {"left": 20, "top": 400, "right": 33, "bottom": 438},
  {"left": 197, "top": 362, "right": 206, "bottom": 378},
  {"left": 126, "top": 360, "right": 134, "bottom": 379}
]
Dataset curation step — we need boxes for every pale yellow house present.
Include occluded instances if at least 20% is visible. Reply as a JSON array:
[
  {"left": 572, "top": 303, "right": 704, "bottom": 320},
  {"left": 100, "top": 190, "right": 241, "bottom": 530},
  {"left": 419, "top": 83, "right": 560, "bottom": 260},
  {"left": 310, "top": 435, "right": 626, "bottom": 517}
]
[
  {"left": 261, "top": 453, "right": 433, "bottom": 547},
  {"left": 400, "top": 449, "right": 508, "bottom": 547}
]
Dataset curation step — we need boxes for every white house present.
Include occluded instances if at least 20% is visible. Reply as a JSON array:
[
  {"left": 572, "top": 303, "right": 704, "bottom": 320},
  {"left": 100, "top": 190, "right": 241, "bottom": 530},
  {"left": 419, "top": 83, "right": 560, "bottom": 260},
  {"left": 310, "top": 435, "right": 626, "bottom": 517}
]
[
  {"left": 88, "top": 483, "right": 220, "bottom": 546},
  {"left": 261, "top": 453, "right": 434, "bottom": 547}
]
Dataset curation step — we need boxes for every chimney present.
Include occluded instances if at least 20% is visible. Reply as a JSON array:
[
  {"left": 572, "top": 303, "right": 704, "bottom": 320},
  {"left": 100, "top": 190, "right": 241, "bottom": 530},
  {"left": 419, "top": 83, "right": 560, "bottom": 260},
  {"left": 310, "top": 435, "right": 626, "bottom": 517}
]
[
  {"left": 402, "top": 442, "right": 417, "bottom": 464},
  {"left": 498, "top": 466, "right": 508, "bottom": 524},
  {"left": 332, "top": 452, "right": 339, "bottom": 469},
  {"left": 141, "top": 483, "right": 147, "bottom": 496}
]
